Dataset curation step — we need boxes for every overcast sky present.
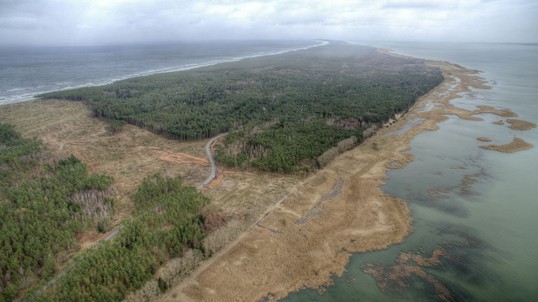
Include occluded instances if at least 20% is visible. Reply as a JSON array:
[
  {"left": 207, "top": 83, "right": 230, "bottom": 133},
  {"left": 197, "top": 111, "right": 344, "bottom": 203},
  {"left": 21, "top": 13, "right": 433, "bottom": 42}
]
[{"left": 1, "top": 0, "right": 537, "bottom": 46}]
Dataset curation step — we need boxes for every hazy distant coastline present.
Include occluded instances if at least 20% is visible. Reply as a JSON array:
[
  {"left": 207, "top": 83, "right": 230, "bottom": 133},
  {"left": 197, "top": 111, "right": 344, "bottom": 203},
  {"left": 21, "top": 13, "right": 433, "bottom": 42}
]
[{"left": 0, "top": 40, "right": 325, "bottom": 105}]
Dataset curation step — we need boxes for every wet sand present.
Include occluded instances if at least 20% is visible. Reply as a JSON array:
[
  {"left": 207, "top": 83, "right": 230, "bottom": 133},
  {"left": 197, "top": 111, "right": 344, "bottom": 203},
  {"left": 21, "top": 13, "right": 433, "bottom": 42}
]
[{"left": 159, "top": 57, "right": 520, "bottom": 301}]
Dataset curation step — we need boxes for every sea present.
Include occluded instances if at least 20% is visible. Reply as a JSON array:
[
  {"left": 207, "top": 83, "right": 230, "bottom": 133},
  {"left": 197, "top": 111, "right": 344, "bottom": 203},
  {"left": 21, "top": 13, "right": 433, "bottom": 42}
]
[
  {"left": 1, "top": 41, "right": 537, "bottom": 301},
  {"left": 0, "top": 40, "right": 321, "bottom": 105},
  {"left": 283, "top": 42, "right": 538, "bottom": 301}
]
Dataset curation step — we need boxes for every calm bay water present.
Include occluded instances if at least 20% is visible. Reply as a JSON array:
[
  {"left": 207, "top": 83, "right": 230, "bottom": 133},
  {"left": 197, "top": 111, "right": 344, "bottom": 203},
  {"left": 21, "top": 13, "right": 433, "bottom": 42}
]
[
  {"left": 283, "top": 42, "right": 538, "bottom": 301},
  {"left": 0, "top": 40, "right": 319, "bottom": 105}
]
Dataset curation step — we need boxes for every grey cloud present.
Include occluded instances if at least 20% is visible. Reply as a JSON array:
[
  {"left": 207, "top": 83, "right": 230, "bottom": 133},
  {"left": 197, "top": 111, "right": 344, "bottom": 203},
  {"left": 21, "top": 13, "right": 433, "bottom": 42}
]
[
  {"left": 382, "top": 1, "right": 443, "bottom": 9},
  {"left": 0, "top": 16, "right": 38, "bottom": 29},
  {"left": 0, "top": 0, "right": 536, "bottom": 45}
]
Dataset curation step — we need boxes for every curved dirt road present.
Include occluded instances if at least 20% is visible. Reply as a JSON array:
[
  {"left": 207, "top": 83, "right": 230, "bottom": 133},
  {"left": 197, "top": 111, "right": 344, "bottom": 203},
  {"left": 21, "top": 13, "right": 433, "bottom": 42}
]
[{"left": 200, "top": 133, "right": 226, "bottom": 188}]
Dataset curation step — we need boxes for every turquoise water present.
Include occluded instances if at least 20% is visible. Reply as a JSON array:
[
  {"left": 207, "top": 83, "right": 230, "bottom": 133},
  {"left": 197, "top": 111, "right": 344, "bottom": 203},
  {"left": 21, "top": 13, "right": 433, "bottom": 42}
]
[{"left": 283, "top": 43, "right": 538, "bottom": 301}]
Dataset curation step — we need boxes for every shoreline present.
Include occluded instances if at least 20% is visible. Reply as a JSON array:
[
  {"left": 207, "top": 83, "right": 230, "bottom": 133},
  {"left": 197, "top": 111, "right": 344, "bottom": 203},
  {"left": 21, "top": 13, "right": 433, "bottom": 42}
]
[
  {"left": 0, "top": 41, "right": 328, "bottom": 106},
  {"left": 159, "top": 56, "right": 511, "bottom": 301}
]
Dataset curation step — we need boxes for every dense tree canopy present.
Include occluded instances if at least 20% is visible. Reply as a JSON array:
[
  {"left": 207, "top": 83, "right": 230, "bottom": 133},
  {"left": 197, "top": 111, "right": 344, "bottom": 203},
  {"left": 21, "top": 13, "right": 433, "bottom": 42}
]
[
  {"left": 40, "top": 43, "right": 443, "bottom": 172},
  {"left": 37, "top": 174, "right": 208, "bottom": 301},
  {"left": 0, "top": 124, "right": 115, "bottom": 301},
  {"left": 1, "top": 126, "right": 210, "bottom": 300}
]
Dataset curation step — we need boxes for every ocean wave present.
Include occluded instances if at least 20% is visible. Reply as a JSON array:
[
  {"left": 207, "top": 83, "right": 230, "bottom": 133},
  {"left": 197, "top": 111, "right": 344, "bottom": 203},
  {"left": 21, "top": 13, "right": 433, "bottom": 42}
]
[{"left": 0, "top": 40, "right": 328, "bottom": 105}]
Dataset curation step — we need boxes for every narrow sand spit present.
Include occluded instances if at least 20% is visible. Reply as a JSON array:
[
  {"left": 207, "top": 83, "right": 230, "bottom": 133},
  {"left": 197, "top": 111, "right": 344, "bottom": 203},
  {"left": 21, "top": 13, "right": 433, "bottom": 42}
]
[{"left": 160, "top": 59, "right": 525, "bottom": 301}]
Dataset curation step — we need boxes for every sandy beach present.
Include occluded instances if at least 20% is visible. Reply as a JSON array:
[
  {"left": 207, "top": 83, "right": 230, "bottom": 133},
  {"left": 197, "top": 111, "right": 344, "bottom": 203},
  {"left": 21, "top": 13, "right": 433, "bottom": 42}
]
[{"left": 158, "top": 56, "right": 531, "bottom": 301}]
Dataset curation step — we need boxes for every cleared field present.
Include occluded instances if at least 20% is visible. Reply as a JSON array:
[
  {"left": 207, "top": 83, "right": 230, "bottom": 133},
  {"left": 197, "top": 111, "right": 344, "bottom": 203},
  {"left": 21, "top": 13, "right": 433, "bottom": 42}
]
[{"left": 0, "top": 100, "right": 297, "bottom": 253}]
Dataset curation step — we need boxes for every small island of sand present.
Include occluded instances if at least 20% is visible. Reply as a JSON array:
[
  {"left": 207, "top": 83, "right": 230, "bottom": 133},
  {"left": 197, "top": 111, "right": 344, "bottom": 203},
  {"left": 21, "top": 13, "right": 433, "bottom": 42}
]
[
  {"left": 480, "top": 137, "right": 533, "bottom": 153},
  {"left": 476, "top": 105, "right": 516, "bottom": 118},
  {"left": 506, "top": 118, "right": 537, "bottom": 131},
  {"left": 477, "top": 137, "right": 492, "bottom": 142}
]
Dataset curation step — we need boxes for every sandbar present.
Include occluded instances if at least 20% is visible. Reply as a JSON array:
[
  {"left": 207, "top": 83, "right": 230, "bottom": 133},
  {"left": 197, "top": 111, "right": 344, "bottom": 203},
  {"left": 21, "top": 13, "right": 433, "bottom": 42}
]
[
  {"left": 506, "top": 118, "right": 536, "bottom": 131},
  {"left": 480, "top": 137, "right": 533, "bottom": 153}
]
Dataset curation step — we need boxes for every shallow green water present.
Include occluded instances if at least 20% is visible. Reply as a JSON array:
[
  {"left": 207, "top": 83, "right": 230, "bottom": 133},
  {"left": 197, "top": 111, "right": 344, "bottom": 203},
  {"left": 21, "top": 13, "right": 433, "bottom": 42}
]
[{"left": 282, "top": 43, "right": 538, "bottom": 302}]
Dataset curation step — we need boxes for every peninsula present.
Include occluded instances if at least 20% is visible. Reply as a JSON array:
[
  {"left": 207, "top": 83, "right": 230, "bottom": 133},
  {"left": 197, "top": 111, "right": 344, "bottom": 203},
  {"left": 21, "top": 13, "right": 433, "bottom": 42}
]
[{"left": 2, "top": 43, "right": 530, "bottom": 301}]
